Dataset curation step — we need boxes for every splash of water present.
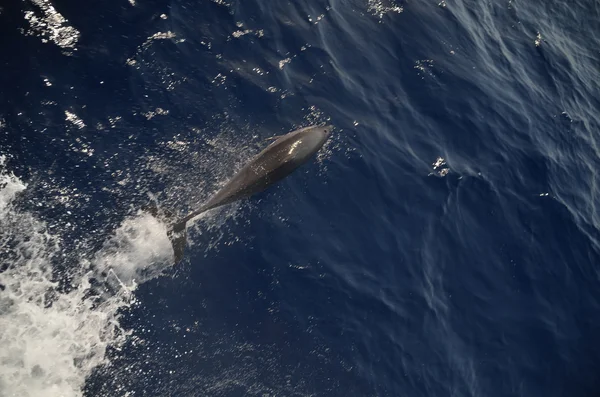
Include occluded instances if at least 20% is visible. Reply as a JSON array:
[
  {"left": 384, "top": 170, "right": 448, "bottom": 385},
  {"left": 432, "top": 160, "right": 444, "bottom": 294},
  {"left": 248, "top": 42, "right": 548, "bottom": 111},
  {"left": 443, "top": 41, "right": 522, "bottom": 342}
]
[{"left": 0, "top": 157, "right": 173, "bottom": 397}]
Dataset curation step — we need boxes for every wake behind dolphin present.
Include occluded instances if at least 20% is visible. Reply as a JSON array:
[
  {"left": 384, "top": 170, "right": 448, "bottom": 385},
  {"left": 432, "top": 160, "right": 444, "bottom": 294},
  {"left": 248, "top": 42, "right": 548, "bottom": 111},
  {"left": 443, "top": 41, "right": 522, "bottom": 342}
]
[{"left": 148, "top": 124, "right": 332, "bottom": 263}]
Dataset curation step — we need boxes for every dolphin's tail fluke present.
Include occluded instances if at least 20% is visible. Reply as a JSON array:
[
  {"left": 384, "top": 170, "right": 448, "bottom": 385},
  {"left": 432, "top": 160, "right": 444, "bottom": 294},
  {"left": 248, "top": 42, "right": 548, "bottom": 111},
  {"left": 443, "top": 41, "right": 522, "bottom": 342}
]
[
  {"left": 141, "top": 200, "right": 188, "bottom": 264},
  {"left": 168, "top": 220, "right": 187, "bottom": 264}
]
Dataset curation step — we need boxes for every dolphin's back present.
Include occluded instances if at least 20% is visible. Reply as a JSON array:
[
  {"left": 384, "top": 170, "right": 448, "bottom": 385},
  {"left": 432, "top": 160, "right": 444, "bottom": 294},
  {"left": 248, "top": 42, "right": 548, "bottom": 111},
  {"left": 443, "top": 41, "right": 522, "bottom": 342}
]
[
  {"left": 200, "top": 138, "right": 299, "bottom": 211},
  {"left": 179, "top": 132, "right": 305, "bottom": 224}
]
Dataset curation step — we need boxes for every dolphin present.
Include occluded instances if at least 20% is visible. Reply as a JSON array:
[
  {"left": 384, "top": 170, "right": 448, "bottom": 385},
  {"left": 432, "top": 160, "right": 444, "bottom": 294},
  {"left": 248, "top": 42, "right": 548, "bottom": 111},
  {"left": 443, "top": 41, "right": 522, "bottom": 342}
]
[{"left": 150, "top": 124, "right": 332, "bottom": 263}]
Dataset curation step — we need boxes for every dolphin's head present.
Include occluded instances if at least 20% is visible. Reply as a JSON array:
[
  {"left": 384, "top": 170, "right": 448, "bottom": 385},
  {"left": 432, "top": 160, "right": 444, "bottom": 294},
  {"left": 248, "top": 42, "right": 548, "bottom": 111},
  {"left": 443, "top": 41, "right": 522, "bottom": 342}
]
[
  {"left": 287, "top": 125, "right": 332, "bottom": 161},
  {"left": 303, "top": 124, "right": 332, "bottom": 148},
  {"left": 319, "top": 125, "right": 333, "bottom": 141}
]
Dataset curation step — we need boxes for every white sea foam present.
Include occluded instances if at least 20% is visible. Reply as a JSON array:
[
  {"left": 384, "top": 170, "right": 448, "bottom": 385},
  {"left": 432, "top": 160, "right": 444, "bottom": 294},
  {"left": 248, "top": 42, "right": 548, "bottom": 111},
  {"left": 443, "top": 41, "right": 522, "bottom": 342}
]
[{"left": 0, "top": 156, "right": 173, "bottom": 397}]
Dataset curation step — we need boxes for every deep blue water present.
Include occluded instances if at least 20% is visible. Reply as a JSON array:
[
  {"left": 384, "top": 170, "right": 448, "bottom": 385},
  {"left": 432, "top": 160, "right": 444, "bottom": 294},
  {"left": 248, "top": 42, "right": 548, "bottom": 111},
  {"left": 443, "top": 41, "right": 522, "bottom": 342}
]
[{"left": 1, "top": 0, "right": 600, "bottom": 396}]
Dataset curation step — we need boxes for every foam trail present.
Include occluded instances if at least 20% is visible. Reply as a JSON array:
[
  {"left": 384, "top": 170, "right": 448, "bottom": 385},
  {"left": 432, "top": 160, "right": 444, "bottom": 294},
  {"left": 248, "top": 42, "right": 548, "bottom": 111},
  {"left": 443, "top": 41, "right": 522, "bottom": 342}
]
[{"left": 0, "top": 156, "right": 173, "bottom": 397}]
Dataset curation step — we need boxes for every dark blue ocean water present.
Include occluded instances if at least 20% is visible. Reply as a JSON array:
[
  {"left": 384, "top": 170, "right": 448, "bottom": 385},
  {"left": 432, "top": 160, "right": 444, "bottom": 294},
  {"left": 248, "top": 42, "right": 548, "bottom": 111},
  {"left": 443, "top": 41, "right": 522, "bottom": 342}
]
[{"left": 1, "top": 0, "right": 600, "bottom": 396}]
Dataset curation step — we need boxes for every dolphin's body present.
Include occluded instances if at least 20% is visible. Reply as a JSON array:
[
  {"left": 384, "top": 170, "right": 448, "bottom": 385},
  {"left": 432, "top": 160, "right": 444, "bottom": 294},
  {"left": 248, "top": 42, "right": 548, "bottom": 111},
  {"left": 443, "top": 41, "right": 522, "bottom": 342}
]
[{"left": 163, "top": 124, "right": 332, "bottom": 262}]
